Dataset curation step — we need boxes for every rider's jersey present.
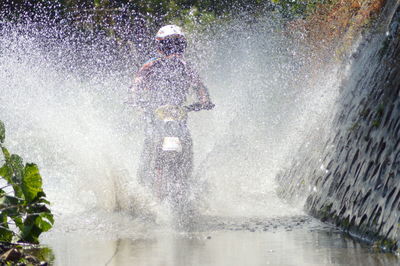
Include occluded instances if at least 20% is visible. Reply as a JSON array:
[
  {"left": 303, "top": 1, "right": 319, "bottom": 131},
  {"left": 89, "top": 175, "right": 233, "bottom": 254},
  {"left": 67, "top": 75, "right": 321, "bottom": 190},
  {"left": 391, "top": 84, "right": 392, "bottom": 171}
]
[{"left": 131, "top": 54, "right": 210, "bottom": 112}]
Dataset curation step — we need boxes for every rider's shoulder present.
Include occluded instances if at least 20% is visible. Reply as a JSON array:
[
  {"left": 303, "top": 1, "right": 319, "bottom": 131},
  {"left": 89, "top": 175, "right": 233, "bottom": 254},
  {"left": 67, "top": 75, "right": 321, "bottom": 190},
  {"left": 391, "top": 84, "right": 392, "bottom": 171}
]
[
  {"left": 145, "top": 57, "right": 162, "bottom": 65},
  {"left": 139, "top": 57, "right": 162, "bottom": 71}
]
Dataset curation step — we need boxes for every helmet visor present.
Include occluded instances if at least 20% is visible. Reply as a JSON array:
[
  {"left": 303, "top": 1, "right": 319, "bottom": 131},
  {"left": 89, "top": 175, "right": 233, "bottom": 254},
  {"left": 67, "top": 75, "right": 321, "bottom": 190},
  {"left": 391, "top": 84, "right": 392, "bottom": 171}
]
[{"left": 158, "top": 37, "right": 187, "bottom": 55}]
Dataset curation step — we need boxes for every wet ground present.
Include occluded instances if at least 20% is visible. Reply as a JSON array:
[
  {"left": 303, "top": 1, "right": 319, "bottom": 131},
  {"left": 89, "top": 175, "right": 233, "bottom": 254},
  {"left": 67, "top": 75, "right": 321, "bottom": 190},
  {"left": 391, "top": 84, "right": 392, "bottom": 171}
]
[{"left": 44, "top": 214, "right": 399, "bottom": 266}]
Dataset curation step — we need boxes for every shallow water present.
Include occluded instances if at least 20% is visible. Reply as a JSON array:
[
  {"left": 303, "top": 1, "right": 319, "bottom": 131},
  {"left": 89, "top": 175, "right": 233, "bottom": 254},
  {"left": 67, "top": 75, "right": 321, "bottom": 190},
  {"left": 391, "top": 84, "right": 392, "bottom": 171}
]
[{"left": 44, "top": 214, "right": 399, "bottom": 266}]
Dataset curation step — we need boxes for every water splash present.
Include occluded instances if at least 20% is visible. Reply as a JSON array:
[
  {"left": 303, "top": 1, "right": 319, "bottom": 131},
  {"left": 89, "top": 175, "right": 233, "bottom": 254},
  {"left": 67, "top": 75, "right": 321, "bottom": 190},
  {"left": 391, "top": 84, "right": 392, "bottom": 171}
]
[{"left": 0, "top": 13, "right": 340, "bottom": 233}]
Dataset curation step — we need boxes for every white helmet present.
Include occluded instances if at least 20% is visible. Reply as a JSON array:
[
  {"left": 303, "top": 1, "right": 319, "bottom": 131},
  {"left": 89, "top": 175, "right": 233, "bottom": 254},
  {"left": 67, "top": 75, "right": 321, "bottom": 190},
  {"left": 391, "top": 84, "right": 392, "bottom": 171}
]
[{"left": 156, "top": 25, "right": 185, "bottom": 41}]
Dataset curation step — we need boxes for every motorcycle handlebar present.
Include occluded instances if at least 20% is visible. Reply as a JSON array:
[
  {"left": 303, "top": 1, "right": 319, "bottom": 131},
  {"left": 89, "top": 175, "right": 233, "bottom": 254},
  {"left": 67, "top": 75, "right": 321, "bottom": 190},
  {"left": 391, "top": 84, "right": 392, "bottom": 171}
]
[
  {"left": 126, "top": 101, "right": 215, "bottom": 113},
  {"left": 184, "top": 102, "right": 215, "bottom": 112}
]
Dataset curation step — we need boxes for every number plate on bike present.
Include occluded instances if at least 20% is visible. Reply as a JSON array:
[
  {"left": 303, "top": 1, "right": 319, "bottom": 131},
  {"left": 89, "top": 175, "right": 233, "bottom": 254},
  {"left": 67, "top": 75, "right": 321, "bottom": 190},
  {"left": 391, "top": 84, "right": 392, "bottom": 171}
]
[{"left": 162, "top": 137, "right": 182, "bottom": 152}]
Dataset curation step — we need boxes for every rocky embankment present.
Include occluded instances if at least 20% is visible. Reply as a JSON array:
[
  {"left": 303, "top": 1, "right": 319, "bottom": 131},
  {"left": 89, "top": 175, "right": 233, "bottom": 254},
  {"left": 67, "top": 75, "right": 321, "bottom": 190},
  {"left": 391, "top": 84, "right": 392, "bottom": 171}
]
[{"left": 277, "top": 0, "right": 400, "bottom": 251}]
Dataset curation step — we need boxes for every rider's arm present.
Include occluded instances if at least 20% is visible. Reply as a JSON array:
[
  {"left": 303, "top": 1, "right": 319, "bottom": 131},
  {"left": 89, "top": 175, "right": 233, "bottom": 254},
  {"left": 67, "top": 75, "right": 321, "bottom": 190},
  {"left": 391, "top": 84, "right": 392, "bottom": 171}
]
[
  {"left": 193, "top": 81, "right": 214, "bottom": 109},
  {"left": 129, "top": 64, "right": 152, "bottom": 109},
  {"left": 188, "top": 65, "right": 215, "bottom": 110},
  {"left": 128, "top": 78, "right": 145, "bottom": 109}
]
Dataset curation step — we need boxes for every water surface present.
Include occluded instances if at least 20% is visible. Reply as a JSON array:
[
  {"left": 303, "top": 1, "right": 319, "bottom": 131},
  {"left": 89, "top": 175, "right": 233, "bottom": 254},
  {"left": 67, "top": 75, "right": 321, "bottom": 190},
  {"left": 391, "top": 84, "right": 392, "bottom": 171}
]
[{"left": 44, "top": 215, "right": 399, "bottom": 266}]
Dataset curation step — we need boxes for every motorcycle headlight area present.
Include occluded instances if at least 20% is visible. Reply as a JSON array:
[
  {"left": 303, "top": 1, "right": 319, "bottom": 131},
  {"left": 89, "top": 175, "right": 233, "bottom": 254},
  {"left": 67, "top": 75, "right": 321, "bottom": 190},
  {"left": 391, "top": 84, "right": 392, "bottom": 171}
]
[{"left": 162, "top": 137, "right": 182, "bottom": 152}]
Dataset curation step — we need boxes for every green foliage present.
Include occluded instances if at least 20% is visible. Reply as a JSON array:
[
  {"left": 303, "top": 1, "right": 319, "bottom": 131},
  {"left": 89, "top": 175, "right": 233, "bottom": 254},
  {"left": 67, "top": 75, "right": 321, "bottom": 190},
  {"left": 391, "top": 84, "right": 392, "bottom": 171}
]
[
  {"left": 1, "top": 0, "right": 332, "bottom": 24},
  {"left": 371, "top": 104, "right": 385, "bottom": 128},
  {"left": 168, "top": 7, "right": 219, "bottom": 33},
  {"left": 0, "top": 121, "right": 5, "bottom": 143},
  {"left": 0, "top": 243, "right": 55, "bottom": 264},
  {"left": 0, "top": 121, "right": 53, "bottom": 244},
  {"left": 373, "top": 238, "right": 398, "bottom": 252},
  {"left": 0, "top": 0, "right": 274, "bottom": 41},
  {"left": 271, "top": 0, "right": 330, "bottom": 17},
  {"left": 319, "top": 202, "right": 333, "bottom": 222}
]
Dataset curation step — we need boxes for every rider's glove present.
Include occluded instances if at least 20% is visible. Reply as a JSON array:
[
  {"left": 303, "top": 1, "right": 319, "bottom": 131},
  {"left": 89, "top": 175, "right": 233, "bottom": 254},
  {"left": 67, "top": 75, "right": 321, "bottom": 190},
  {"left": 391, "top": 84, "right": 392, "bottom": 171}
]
[{"left": 202, "top": 102, "right": 215, "bottom": 110}]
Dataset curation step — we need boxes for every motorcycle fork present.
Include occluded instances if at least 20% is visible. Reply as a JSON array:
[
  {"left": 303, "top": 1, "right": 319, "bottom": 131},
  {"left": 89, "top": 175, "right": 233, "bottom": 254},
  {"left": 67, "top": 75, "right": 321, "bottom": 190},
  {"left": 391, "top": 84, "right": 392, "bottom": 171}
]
[
  {"left": 154, "top": 166, "right": 167, "bottom": 201},
  {"left": 154, "top": 153, "right": 183, "bottom": 202}
]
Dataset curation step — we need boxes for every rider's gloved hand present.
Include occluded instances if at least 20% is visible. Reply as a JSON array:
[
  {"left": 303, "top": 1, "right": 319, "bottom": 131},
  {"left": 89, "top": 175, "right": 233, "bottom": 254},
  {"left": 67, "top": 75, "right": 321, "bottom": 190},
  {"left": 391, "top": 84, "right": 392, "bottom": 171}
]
[
  {"left": 202, "top": 102, "right": 215, "bottom": 110},
  {"left": 184, "top": 102, "right": 215, "bottom": 112}
]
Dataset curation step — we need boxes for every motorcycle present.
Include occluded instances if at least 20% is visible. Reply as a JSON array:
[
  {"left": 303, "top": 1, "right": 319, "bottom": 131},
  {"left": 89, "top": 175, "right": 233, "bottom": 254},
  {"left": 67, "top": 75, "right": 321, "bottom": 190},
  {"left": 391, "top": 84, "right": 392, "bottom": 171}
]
[{"left": 138, "top": 102, "right": 211, "bottom": 215}]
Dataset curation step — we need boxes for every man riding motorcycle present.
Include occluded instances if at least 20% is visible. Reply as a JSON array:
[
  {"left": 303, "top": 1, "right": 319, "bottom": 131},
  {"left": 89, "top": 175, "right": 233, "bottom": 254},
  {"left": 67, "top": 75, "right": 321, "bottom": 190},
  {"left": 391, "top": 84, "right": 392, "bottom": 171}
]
[{"left": 130, "top": 25, "right": 214, "bottom": 203}]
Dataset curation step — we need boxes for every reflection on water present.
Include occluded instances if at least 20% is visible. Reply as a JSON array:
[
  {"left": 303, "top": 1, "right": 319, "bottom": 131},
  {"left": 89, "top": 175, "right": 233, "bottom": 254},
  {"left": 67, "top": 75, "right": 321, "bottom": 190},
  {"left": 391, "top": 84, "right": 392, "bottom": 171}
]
[{"left": 44, "top": 218, "right": 399, "bottom": 266}]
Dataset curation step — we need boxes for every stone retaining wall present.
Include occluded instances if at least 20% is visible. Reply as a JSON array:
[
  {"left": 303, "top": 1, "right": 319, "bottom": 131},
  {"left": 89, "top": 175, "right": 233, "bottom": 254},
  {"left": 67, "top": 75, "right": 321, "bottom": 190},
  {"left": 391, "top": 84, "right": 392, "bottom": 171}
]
[{"left": 277, "top": 0, "right": 400, "bottom": 251}]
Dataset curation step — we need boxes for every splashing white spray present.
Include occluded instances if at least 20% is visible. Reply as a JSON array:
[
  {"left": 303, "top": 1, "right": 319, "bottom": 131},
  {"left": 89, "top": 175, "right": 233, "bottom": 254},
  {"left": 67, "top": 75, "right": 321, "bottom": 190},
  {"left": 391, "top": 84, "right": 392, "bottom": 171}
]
[{"left": 0, "top": 14, "right": 339, "bottom": 234}]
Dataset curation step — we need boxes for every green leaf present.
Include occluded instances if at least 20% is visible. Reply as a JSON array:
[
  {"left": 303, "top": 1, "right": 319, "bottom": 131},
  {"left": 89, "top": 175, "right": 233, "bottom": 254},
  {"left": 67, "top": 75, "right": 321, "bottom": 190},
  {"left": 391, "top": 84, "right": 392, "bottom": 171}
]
[
  {"left": 0, "top": 195, "right": 23, "bottom": 217},
  {"left": 0, "top": 165, "right": 12, "bottom": 184},
  {"left": 10, "top": 154, "right": 24, "bottom": 171},
  {"left": 20, "top": 211, "right": 53, "bottom": 243},
  {"left": 0, "top": 212, "right": 9, "bottom": 227},
  {"left": 0, "top": 213, "right": 13, "bottom": 242},
  {"left": 36, "top": 198, "right": 50, "bottom": 205},
  {"left": 0, "top": 195, "right": 20, "bottom": 206},
  {"left": 1, "top": 207, "right": 20, "bottom": 218},
  {"left": 21, "top": 215, "right": 40, "bottom": 244},
  {"left": 9, "top": 154, "right": 25, "bottom": 198},
  {"left": 35, "top": 213, "right": 54, "bottom": 232},
  {"left": 35, "top": 191, "right": 47, "bottom": 200},
  {"left": 2, "top": 146, "right": 11, "bottom": 161},
  {"left": 34, "top": 247, "right": 55, "bottom": 263},
  {"left": 22, "top": 164, "right": 43, "bottom": 203},
  {"left": 0, "top": 154, "right": 25, "bottom": 198},
  {"left": 0, "top": 226, "right": 13, "bottom": 242},
  {"left": 0, "top": 120, "right": 5, "bottom": 143},
  {"left": 0, "top": 165, "right": 6, "bottom": 176},
  {"left": 29, "top": 203, "right": 51, "bottom": 213},
  {"left": 12, "top": 216, "right": 24, "bottom": 231}
]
